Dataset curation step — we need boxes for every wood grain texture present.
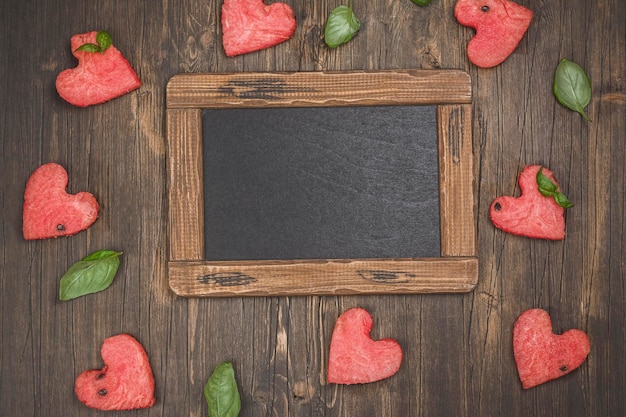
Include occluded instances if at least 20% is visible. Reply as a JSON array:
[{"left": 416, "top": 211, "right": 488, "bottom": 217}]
[
  {"left": 1, "top": 0, "right": 624, "bottom": 416},
  {"left": 166, "top": 69, "right": 472, "bottom": 108},
  {"left": 168, "top": 257, "right": 479, "bottom": 296},
  {"left": 166, "top": 108, "right": 204, "bottom": 261},
  {"left": 166, "top": 71, "right": 476, "bottom": 296},
  {"left": 438, "top": 103, "right": 476, "bottom": 257}
]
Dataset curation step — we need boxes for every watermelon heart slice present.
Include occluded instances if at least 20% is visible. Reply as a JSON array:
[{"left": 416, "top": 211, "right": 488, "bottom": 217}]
[
  {"left": 454, "top": 0, "right": 533, "bottom": 68},
  {"left": 23, "top": 163, "right": 99, "bottom": 240},
  {"left": 490, "top": 165, "right": 566, "bottom": 240},
  {"left": 513, "top": 309, "right": 590, "bottom": 389},
  {"left": 327, "top": 308, "right": 403, "bottom": 384},
  {"left": 56, "top": 31, "right": 141, "bottom": 107},
  {"left": 75, "top": 334, "right": 156, "bottom": 410},
  {"left": 221, "top": 0, "right": 297, "bottom": 57}
]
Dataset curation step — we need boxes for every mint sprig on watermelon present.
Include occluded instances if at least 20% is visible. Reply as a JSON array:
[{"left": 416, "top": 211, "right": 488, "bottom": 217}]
[
  {"left": 74, "top": 31, "right": 113, "bottom": 53},
  {"left": 536, "top": 168, "right": 573, "bottom": 208}
]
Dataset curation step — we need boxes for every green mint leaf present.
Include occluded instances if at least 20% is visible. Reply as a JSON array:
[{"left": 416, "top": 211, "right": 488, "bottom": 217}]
[
  {"left": 59, "top": 250, "right": 122, "bottom": 300},
  {"left": 75, "top": 43, "right": 101, "bottom": 53},
  {"left": 411, "top": 0, "right": 433, "bottom": 5},
  {"left": 553, "top": 58, "right": 592, "bottom": 121},
  {"left": 96, "top": 31, "right": 113, "bottom": 52},
  {"left": 536, "top": 168, "right": 573, "bottom": 209},
  {"left": 205, "top": 362, "right": 241, "bottom": 417},
  {"left": 324, "top": 3, "right": 361, "bottom": 48},
  {"left": 74, "top": 31, "right": 113, "bottom": 54},
  {"left": 536, "top": 168, "right": 558, "bottom": 195},
  {"left": 554, "top": 192, "right": 574, "bottom": 209}
]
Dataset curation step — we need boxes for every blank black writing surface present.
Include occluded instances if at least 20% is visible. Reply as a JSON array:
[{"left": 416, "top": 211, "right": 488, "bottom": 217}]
[{"left": 202, "top": 105, "right": 440, "bottom": 261}]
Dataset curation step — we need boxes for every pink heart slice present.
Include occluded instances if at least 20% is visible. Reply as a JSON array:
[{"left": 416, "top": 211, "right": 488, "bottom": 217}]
[
  {"left": 221, "top": 0, "right": 297, "bottom": 57},
  {"left": 327, "top": 308, "right": 403, "bottom": 385},
  {"left": 75, "top": 334, "right": 156, "bottom": 410},
  {"left": 23, "top": 163, "right": 99, "bottom": 240},
  {"left": 454, "top": 0, "right": 533, "bottom": 68},
  {"left": 490, "top": 165, "right": 566, "bottom": 240},
  {"left": 513, "top": 309, "right": 590, "bottom": 389},
  {"left": 56, "top": 31, "right": 141, "bottom": 107}
]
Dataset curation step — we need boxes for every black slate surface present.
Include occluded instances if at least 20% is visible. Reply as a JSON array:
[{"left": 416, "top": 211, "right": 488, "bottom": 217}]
[{"left": 202, "top": 105, "right": 440, "bottom": 260}]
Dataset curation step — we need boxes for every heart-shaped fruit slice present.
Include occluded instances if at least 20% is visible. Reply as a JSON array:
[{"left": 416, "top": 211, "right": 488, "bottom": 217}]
[
  {"left": 23, "top": 163, "right": 99, "bottom": 240},
  {"left": 513, "top": 309, "right": 590, "bottom": 389},
  {"left": 221, "top": 0, "right": 297, "bottom": 57},
  {"left": 75, "top": 334, "right": 156, "bottom": 410},
  {"left": 454, "top": 0, "right": 533, "bottom": 68},
  {"left": 327, "top": 308, "right": 403, "bottom": 384},
  {"left": 490, "top": 165, "right": 565, "bottom": 240},
  {"left": 56, "top": 31, "right": 141, "bottom": 107}
]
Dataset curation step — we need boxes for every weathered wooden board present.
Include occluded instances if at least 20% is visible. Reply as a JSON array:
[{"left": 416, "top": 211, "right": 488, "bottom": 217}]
[{"left": 166, "top": 69, "right": 477, "bottom": 296}]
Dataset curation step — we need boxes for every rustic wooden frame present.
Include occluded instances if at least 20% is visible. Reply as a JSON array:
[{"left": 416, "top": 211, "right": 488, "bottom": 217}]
[{"left": 166, "top": 69, "right": 477, "bottom": 297}]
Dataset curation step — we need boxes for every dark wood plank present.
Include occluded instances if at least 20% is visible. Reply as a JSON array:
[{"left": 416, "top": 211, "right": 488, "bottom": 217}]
[
  {"left": 168, "top": 257, "right": 479, "bottom": 296},
  {"left": 166, "top": 108, "right": 204, "bottom": 261},
  {"left": 166, "top": 69, "right": 472, "bottom": 108},
  {"left": 1, "top": 0, "right": 624, "bottom": 416}
]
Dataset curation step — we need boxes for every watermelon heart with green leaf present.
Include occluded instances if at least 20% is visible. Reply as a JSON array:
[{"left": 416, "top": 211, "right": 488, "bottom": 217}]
[
  {"left": 489, "top": 165, "right": 571, "bottom": 240},
  {"left": 454, "top": 0, "right": 533, "bottom": 68},
  {"left": 56, "top": 31, "right": 141, "bottom": 107}
]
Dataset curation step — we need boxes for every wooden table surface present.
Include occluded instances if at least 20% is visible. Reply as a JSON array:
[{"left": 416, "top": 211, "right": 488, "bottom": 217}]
[{"left": 1, "top": 0, "right": 624, "bottom": 416}]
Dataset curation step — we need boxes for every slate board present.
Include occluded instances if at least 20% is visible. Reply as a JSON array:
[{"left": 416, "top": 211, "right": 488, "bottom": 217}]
[{"left": 202, "top": 105, "right": 440, "bottom": 261}]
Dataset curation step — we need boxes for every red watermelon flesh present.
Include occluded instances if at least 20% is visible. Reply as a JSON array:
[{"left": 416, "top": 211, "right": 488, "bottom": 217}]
[
  {"left": 490, "top": 165, "right": 565, "bottom": 240},
  {"left": 513, "top": 309, "right": 590, "bottom": 389},
  {"left": 327, "top": 308, "right": 403, "bottom": 385},
  {"left": 75, "top": 334, "right": 156, "bottom": 410},
  {"left": 221, "top": 0, "right": 296, "bottom": 57},
  {"left": 454, "top": 0, "right": 533, "bottom": 68},
  {"left": 56, "top": 31, "right": 141, "bottom": 107},
  {"left": 23, "top": 163, "right": 99, "bottom": 240}
]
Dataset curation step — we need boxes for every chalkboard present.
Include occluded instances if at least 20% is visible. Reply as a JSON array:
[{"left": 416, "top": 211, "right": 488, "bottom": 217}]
[
  {"left": 166, "top": 69, "right": 477, "bottom": 297},
  {"left": 202, "top": 105, "right": 440, "bottom": 261}
]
